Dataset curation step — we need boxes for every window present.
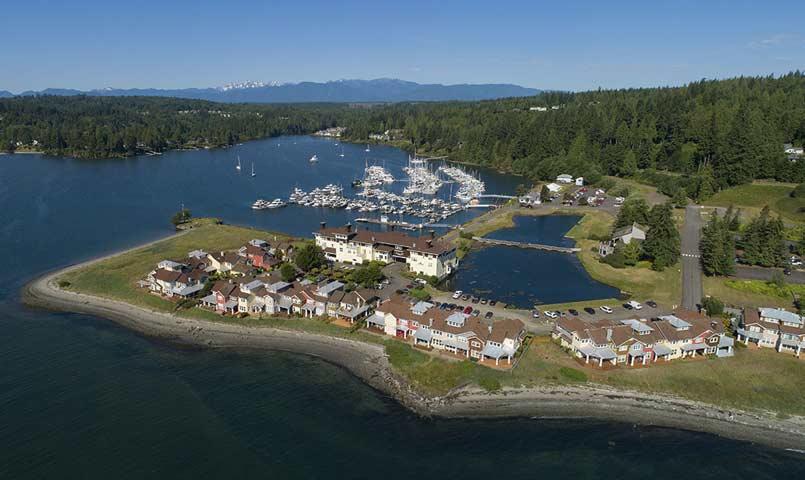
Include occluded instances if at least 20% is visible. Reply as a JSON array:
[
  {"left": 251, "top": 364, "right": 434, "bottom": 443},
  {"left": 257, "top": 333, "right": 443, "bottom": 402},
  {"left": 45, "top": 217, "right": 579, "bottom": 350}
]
[{"left": 472, "top": 341, "right": 481, "bottom": 348}]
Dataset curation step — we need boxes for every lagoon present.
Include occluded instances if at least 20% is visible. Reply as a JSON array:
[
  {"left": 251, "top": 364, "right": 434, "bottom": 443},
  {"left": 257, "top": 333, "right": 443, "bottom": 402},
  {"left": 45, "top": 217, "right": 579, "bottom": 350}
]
[{"left": 445, "top": 215, "right": 621, "bottom": 307}]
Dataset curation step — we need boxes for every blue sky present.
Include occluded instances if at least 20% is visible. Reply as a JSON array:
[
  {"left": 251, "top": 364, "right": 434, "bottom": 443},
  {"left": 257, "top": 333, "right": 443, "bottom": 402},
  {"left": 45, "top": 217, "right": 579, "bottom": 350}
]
[{"left": 2, "top": 0, "right": 803, "bottom": 92}]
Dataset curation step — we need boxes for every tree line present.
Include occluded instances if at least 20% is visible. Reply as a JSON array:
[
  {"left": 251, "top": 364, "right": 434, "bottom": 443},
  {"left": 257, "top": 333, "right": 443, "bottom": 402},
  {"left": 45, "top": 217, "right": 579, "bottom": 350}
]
[{"left": 0, "top": 95, "right": 346, "bottom": 158}]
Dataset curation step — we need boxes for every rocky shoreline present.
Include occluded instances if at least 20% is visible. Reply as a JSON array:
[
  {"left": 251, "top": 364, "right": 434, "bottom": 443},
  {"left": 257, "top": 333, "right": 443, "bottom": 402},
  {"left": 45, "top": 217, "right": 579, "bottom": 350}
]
[{"left": 21, "top": 250, "right": 805, "bottom": 451}]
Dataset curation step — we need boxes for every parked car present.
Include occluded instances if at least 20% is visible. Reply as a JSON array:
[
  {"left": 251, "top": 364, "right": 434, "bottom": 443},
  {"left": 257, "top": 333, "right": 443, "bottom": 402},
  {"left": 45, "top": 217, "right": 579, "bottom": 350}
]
[
  {"left": 489, "top": 300, "right": 497, "bottom": 306},
  {"left": 646, "top": 300, "right": 658, "bottom": 308},
  {"left": 471, "top": 297, "right": 480, "bottom": 304},
  {"left": 461, "top": 294, "right": 469, "bottom": 301},
  {"left": 600, "top": 305, "right": 613, "bottom": 314},
  {"left": 623, "top": 303, "right": 634, "bottom": 310},
  {"left": 568, "top": 309, "right": 579, "bottom": 316},
  {"left": 452, "top": 290, "right": 463, "bottom": 299},
  {"left": 544, "top": 310, "right": 558, "bottom": 319},
  {"left": 484, "top": 311, "right": 493, "bottom": 319},
  {"left": 627, "top": 300, "right": 643, "bottom": 310},
  {"left": 784, "top": 268, "right": 792, "bottom": 276},
  {"left": 472, "top": 309, "right": 481, "bottom": 316},
  {"left": 463, "top": 306, "right": 473, "bottom": 315},
  {"left": 583, "top": 307, "right": 595, "bottom": 315},
  {"left": 480, "top": 298, "right": 488, "bottom": 305},
  {"left": 531, "top": 310, "right": 540, "bottom": 318}
]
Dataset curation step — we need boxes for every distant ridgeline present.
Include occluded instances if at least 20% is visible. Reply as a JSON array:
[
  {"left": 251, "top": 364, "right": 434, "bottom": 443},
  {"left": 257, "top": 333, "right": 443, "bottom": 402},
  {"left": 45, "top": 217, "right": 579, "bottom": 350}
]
[{"left": 3, "top": 72, "right": 805, "bottom": 196}]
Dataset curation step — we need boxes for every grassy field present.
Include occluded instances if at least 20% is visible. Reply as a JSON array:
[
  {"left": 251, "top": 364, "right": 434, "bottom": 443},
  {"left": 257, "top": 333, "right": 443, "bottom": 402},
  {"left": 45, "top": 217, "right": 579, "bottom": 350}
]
[{"left": 705, "top": 182, "right": 805, "bottom": 223}]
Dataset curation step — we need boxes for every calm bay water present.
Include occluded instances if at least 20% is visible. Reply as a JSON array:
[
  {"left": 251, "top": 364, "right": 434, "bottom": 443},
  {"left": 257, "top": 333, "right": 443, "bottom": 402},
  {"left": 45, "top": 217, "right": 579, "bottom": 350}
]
[
  {"left": 445, "top": 215, "right": 621, "bottom": 307},
  {"left": 1, "top": 137, "right": 803, "bottom": 478}
]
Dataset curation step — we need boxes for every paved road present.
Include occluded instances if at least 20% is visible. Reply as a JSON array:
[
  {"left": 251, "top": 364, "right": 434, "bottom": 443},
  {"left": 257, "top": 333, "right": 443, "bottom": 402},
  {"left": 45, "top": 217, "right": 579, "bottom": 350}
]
[
  {"left": 681, "top": 205, "right": 703, "bottom": 310},
  {"left": 733, "top": 265, "right": 805, "bottom": 284}
]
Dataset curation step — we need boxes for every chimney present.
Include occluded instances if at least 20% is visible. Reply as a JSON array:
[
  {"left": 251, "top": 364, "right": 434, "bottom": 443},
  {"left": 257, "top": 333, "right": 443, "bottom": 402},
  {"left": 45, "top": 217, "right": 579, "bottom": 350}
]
[
  {"left": 430, "top": 230, "right": 435, "bottom": 239},
  {"left": 346, "top": 222, "right": 352, "bottom": 233},
  {"left": 320, "top": 221, "right": 326, "bottom": 230}
]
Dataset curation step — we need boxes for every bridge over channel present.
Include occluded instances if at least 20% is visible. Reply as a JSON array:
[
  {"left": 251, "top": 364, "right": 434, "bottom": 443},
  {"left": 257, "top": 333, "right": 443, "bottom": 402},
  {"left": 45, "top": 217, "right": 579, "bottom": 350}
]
[{"left": 472, "top": 236, "right": 580, "bottom": 254}]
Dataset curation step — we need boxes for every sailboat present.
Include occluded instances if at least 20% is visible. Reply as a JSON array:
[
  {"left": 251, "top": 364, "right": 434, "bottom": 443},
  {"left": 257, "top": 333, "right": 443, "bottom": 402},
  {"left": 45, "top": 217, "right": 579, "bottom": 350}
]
[
  {"left": 339, "top": 146, "right": 345, "bottom": 158},
  {"left": 309, "top": 154, "right": 318, "bottom": 163},
  {"left": 251, "top": 162, "right": 256, "bottom": 177},
  {"left": 365, "top": 144, "right": 371, "bottom": 152},
  {"left": 236, "top": 155, "right": 242, "bottom": 171}
]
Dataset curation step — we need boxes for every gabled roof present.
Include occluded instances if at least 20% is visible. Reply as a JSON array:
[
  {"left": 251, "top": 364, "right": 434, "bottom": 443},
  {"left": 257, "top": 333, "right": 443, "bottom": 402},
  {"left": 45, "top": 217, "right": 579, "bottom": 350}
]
[{"left": 153, "top": 268, "right": 183, "bottom": 283}]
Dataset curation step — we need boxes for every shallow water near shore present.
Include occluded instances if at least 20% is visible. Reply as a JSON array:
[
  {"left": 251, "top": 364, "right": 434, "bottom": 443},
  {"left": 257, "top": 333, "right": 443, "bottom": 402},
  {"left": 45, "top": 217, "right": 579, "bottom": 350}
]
[{"left": 1, "top": 137, "right": 804, "bottom": 478}]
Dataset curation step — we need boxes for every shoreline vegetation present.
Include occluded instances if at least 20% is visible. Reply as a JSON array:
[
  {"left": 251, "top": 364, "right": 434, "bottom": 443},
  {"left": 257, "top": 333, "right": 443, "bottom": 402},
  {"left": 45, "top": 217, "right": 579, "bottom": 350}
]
[{"left": 21, "top": 223, "right": 805, "bottom": 450}]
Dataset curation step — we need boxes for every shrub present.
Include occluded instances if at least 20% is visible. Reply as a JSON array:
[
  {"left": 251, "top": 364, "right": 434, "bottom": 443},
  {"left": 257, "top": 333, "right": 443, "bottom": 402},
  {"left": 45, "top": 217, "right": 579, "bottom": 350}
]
[
  {"left": 701, "top": 296, "right": 724, "bottom": 316},
  {"left": 409, "top": 288, "right": 431, "bottom": 301},
  {"left": 791, "top": 183, "right": 805, "bottom": 198},
  {"left": 601, "top": 249, "right": 626, "bottom": 268},
  {"left": 57, "top": 280, "right": 71, "bottom": 288},
  {"left": 459, "top": 230, "right": 474, "bottom": 240}
]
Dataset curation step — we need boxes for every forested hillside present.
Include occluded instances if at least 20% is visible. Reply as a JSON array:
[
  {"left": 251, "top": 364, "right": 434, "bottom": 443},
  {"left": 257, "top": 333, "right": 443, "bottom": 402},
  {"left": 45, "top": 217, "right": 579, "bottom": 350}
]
[
  {"left": 340, "top": 72, "right": 805, "bottom": 198},
  {"left": 0, "top": 96, "right": 342, "bottom": 158}
]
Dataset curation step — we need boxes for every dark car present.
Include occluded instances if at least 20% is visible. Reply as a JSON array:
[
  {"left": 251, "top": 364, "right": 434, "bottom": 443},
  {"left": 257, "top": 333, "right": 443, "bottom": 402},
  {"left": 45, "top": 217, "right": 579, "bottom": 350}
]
[
  {"left": 584, "top": 307, "right": 595, "bottom": 315},
  {"left": 489, "top": 300, "right": 497, "bottom": 306},
  {"left": 463, "top": 306, "right": 473, "bottom": 315},
  {"left": 568, "top": 309, "right": 579, "bottom": 316},
  {"left": 471, "top": 297, "right": 480, "bottom": 304},
  {"left": 623, "top": 303, "right": 634, "bottom": 310},
  {"left": 439, "top": 303, "right": 448, "bottom": 310},
  {"left": 472, "top": 309, "right": 481, "bottom": 316},
  {"left": 784, "top": 268, "right": 792, "bottom": 276},
  {"left": 485, "top": 311, "right": 494, "bottom": 319},
  {"left": 646, "top": 300, "right": 658, "bottom": 308},
  {"left": 405, "top": 284, "right": 414, "bottom": 289},
  {"left": 531, "top": 310, "right": 540, "bottom": 318}
]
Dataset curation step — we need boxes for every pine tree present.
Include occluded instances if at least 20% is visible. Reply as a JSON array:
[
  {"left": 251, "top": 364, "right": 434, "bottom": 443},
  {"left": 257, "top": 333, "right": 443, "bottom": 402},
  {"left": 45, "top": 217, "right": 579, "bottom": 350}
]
[{"left": 642, "top": 202, "right": 681, "bottom": 270}]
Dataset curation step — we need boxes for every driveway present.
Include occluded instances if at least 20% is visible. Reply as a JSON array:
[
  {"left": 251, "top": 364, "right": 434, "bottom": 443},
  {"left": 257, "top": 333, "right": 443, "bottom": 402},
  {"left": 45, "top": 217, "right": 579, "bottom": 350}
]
[{"left": 681, "top": 205, "right": 703, "bottom": 310}]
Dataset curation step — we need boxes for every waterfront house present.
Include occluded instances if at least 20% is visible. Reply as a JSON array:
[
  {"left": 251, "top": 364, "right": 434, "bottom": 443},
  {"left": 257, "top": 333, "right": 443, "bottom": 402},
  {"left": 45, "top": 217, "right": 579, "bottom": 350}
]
[
  {"left": 145, "top": 258, "right": 208, "bottom": 298},
  {"left": 314, "top": 223, "right": 458, "bottom": 279},
  {"left": 736, "top": 307, "right": 804, "bottom": 357},
  {"left": 207, "top": 251, "right": 242, "bottom": 273},
  {"left": 612, "top": 222, "right": 646, "bottom": 245},
  {"left": 553, "top": 310, "right": 733, "bottom": 368},
  {"left": 545, "top": 183, "right": 562, "bottom": 193},
  {"left": 518, "top": 192, "right": 540, "bottom": 207},
  {"left": 556, "top": 174, "right": 573, "bottom": 184}
]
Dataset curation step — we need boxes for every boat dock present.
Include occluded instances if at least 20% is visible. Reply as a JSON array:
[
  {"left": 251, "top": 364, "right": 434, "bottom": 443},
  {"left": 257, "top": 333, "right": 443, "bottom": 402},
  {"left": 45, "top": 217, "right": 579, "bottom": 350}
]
[
  {"left": 472, "top": 236, "right": 580, "bottom": 253},
  {"left": 355, "top": 217, "right": 457, "bottom": 229}
]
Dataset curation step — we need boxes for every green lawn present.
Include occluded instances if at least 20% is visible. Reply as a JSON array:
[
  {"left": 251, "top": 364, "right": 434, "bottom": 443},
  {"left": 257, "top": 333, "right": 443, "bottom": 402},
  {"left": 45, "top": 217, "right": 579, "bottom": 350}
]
[
  {"left": 703, "top": 277, "right": 800, "bottom": 309},
  {"left": 705, "top": 182, "right": 805, "bottom": 223}
]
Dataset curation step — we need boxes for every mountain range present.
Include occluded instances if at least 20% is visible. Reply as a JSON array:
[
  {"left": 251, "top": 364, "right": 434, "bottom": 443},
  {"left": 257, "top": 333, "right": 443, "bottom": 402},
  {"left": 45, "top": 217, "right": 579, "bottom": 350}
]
[{"left": 3, "top": 79, "right": 539, "bottom": 103}]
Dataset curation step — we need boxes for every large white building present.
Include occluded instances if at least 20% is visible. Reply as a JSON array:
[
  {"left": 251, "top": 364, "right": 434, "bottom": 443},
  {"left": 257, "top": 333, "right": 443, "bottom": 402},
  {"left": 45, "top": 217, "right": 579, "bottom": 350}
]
[{"left": 314, "top": 224, "right": 458, "bottom": 279}]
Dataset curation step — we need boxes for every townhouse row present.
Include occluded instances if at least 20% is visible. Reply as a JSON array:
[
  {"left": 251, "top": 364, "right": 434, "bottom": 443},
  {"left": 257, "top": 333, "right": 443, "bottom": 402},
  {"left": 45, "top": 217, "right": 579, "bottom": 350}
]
[
  {"left": 552, "top": 310, "right": 734, "bottom": 368},
  {"left": 736, "top": 307, "right": 805, "bottom": 357},
  {"left": 366, "top": 296, "right": 526, "bottom": 366}
]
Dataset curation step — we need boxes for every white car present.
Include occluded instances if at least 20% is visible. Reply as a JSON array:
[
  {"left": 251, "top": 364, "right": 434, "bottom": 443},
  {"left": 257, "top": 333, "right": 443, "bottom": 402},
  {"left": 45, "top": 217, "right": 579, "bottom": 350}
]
[
  {"left": 600, "top": 305, "right": 613, "bottom": 314},
  {"left": 628, "top": 300, "right": 643, "bottom": 310},
  {"left": 544, "top": 310, "right": 558, "bottom": 319},
  {"left": 452, "top": 290, "right": 463, "bottom": 299}
]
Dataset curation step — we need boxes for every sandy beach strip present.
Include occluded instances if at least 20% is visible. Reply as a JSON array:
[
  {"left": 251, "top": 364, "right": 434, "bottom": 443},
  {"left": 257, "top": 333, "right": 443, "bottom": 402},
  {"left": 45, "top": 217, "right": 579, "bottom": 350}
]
[{"left": 20, "top": 242, "right": 805, "bottom": 450}]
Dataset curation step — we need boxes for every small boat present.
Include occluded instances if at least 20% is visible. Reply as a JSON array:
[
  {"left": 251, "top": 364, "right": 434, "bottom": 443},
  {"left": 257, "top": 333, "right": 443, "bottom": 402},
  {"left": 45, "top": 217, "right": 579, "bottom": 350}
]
[
  {"left": 236, "top": 155, "right": 242, "bottom": 171},
  {"left": 309, "top": 155, "right": 318, "bottom": 163},
  {"left": 351, "top": 179, "right": 363, "bottom": 188},
  {"left": 339, "top": 146, "right": 345, "bottom": 158},
  {"left": 365, "top": 145, "right": 371, "bottom": 152},
  {"left": 251, "top": 162, "right": 256, "bottom": 177}
]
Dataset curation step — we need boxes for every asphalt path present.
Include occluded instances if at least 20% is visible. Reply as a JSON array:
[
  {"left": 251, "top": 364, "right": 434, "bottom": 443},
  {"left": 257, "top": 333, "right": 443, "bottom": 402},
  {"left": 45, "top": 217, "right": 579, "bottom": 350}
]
[{"left": 681, "top": 205, "right": 703, "bottom": 310}]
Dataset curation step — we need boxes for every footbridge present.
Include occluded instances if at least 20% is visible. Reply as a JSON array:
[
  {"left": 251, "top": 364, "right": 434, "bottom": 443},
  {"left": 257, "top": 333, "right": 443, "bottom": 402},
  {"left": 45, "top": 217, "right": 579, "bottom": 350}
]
[{"left": 472, "top": 236, "right": 580, "bottom": 254}]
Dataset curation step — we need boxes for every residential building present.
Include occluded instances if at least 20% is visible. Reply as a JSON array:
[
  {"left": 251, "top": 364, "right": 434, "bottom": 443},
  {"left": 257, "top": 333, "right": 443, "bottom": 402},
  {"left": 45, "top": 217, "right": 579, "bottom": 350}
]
[
  {"left": 556, "top": 174, "right": 573, "bottom": 184},
  {"left": 737, "top": 307, "right": 805, "bottom": 357},
  {"left": 553, "top": 310, "right": 733, "bottom": 368},
  {"left": 366, "top": 295, "right": 525, "bottom": 365},
  {"left": 612, "top": 222, "right": 647, "bottom": 245},
  {"left": 314, "top": 224, "right": 458, "bottom": 279}
]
